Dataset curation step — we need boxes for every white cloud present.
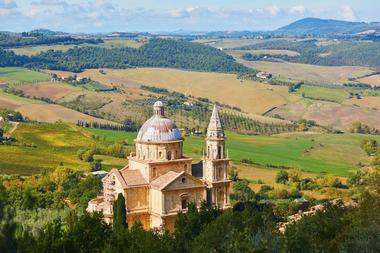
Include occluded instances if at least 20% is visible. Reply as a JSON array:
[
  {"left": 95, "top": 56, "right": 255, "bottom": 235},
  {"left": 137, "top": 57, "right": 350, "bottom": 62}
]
[
  {"left": 0, "top": 0, "right": 17, "bottom": 9},
  {"left": 0, "top": 8, "right": 11, "bottom": 16},
  {"left": 165, "top": 7, "right": 212, "bottom": 19},
  {"left": 338, "top": 5, "right": 356, "bottom": 21},
  {"left": 24, "top": 7, "right": 43, "bottom": 17},
  {"left": 289, "top": 5, "right": 306, "bottom": 15},
  {"left": 266, "top": 5, "right": 281, "bottom": 16}
]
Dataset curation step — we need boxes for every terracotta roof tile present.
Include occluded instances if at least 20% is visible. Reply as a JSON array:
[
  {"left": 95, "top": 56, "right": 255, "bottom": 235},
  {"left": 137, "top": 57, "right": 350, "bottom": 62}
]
[
  {"left": 120, "top": 169, "right": 148, "bottom": 187},
  {"left": 150, "top": 171, "right": 183, "bottom": 190}
]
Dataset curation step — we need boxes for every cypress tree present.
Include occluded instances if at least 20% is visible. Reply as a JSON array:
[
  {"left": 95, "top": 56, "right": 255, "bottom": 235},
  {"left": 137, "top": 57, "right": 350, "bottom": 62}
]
[{"left": 113, "top": 193, "right": 127, "bottom": 231}]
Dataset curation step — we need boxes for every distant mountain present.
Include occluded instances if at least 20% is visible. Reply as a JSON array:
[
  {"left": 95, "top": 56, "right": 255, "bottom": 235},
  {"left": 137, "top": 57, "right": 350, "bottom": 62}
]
[{"left": 276, "top": 17, "right": 380, "bottom": 35}]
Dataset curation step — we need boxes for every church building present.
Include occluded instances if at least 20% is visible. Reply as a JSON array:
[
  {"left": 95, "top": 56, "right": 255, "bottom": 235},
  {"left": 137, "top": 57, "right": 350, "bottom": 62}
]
[{"left": 87, "top": 101, "right": 231, "bottom": 231}]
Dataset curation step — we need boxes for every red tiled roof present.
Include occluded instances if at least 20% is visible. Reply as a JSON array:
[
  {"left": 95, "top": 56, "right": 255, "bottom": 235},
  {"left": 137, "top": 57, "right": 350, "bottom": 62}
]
[
  {"left": 150, "top": 171, "right": 183, "bottom": 190},
  {"left": 120, "top": 169, "right": 148, "bottom": 187}
]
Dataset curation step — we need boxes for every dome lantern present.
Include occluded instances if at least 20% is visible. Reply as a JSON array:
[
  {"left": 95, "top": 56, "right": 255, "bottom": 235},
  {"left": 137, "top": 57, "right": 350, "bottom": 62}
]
[{"left": 153, "top": 101, "right": 164, "bottom": 117}]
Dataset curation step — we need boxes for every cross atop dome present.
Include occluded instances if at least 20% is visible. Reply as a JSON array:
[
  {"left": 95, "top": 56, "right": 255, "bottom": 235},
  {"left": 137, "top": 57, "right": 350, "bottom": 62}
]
[{"left": 207, "top": 105, "right": 224, "bottom": 139}]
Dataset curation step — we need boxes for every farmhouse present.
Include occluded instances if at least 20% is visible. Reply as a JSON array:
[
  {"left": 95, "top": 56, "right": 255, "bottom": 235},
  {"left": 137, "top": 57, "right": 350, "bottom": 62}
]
[
  {"left": 87, "top": 101, "right": 231, "bottom": 231},
  {"left": 256, "top": 71, "right": 272, "bottom": 79}
]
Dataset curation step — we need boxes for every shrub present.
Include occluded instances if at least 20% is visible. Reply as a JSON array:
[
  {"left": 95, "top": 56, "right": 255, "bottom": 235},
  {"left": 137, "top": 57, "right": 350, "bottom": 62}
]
[
  {"left": 89, "top": 160, "right": 102, "bottom": 172},
  {"left": 82, "top": 150, "right": 94, "bottom": 162},
  {"left": 229, "top": 166, "right": 239, "bottom": 181},
  {"left": 288, "top": 169, "right": 303, "bottom": 183},
  {"left": 275, "top": 170, "right": 289, "bottom": 184},
  {"left": 315, "top": 175, "right": 343, "bottom": 188}
]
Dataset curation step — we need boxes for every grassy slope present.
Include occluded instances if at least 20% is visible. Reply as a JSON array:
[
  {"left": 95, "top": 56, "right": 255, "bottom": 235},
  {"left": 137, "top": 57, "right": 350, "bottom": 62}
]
[
  {"left": 185, "top": 131, "right": 373, "bottom": 176},
  {"left": 235, "top": 60, "right": 374, "bottom": 85},
  {"left": 82, "top": 128, "right": 374, "bottom": 176},
  {"left": 85, "top": 128, "right": 137, "bottom": 143},
  {"left": 0, "top": 123, "right": 91, "bottom": 174},
  {"left": 0, "top": 67, "right": 51, "bottom": 84},
  {"left": 0, "top": 88, "right": 115, "bottom": 124},
  {"left": 296, "top": 85, "right": 349, "bottom": 103},
  {"left": 0, "top": 123, "right": 130, "bottom": 175},
  {"left": 269, "top": 98, "right": 380, "bottom": 130}
]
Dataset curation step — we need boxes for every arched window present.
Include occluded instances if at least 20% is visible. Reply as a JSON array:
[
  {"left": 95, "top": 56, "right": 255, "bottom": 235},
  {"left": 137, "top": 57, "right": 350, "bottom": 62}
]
[{"left": 167, "top": 151, "right": 171, "bottom": 160}]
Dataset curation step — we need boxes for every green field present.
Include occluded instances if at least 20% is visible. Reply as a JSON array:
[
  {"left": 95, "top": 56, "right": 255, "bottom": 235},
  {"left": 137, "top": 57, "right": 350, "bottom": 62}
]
[
  {"left": 0, "top": 67, "right": 51, "bottom": 85},
  {"left": 186, "top": 132, "right": 375, "bottom": 176},
  {"left": 1, "top": 123, "right": 376, "bottom": 176},
  {"left": 82, "top": 128, "right": 376, "bottom": 176},
  {"left": 85, "top": 128, "right": 137, "bottom": 143},
  {"left": 0, "top": 123, "right": 127, "bottom": 175},
  {"left": 296, "top": 85, "right": 349, "bottom": 103}
]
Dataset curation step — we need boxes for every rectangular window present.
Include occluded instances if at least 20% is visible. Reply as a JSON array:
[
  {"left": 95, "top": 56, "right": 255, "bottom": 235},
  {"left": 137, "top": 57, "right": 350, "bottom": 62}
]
[{"left": 181, "top": 198, "right": 187, "bottom": 209}]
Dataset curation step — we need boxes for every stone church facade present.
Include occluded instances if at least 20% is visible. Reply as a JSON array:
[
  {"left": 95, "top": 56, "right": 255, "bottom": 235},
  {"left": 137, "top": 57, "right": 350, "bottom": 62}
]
[{"left": 87, "top": 101, "right": 231, "bottom": 231}]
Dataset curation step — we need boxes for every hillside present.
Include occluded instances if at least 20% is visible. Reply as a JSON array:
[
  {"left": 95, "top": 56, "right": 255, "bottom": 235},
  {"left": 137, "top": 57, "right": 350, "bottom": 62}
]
[
  {"left": 235, "top": 39, "right": 380, "bottom": 68},
  {"left": 276, "top": 17, "right": 380, "bottom": 35},
  {"left": 0, "top": 122, "right": 374, "bottom": 176},
  {"left": 0, "top": 122, "right": 132, "bottom": 175},
  {"left": 0, "top": 38, "right": 249, "bottom": 73}
]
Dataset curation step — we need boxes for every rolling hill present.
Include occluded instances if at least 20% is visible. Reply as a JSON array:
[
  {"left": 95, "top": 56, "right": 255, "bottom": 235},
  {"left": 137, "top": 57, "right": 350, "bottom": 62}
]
[{"left": 276, "top": 17, "right": 380, "bottom": 35}]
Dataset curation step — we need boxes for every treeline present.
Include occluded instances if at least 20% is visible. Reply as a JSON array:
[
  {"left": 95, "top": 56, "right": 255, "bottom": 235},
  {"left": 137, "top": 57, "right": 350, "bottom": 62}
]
[
  {"left": 0, "top": 38, "right": 249, "bottom": 73},
  {"left": 0, "top": 49, "right": 29, "bottom": 67},
  {"left": 77, "top": 119, "right": 139, "bottom": 132},
  {"left": 0, "top": 32, "right": 102, "bottom": 48},
  {"left": 1, "top": 167, "right": 380, "bottom": 253},
  {"left": 242, "top": 52, "right": 294, "bottom": 62},
  {"left": 134, "top": 95, "right": 296, "bottom": 135},
  {"left": 238, "top": 39, "right": 380, "bottom": 68},
  {"left": 219, "top": 112, "right": 297, "bottom": 135}
]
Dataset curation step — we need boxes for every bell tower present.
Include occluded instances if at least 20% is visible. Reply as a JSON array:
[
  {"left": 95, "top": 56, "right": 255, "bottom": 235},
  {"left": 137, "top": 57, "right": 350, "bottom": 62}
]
[{"left": 202, "top": 105, "right": 231, "bottom": 208}]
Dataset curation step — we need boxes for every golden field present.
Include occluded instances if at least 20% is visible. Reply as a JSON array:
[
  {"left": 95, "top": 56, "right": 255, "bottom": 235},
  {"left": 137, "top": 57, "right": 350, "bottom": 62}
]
[
  {"left": 0, "top": 90, "right": 113, "bottom": 124},
  {"left": 236, "top": 60, "right": 375, "bottom": 85},
  {"left": 70, "top": 68, "right": 300, "bottom": 115},
  {"left": 358, "top": 74, "right": 380, "bottom": 86}
]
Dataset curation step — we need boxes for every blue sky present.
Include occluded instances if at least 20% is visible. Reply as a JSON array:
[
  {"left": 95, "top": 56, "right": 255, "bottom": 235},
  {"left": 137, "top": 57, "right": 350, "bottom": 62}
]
[{"left": 0, "top": 0, "right": 379, "bottom": 32}]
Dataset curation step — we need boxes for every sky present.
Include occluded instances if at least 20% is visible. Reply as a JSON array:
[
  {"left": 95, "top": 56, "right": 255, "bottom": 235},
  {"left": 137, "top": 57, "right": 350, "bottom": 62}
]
[{"left": 0, "top": 0, "right": 379, "bottom": 33}]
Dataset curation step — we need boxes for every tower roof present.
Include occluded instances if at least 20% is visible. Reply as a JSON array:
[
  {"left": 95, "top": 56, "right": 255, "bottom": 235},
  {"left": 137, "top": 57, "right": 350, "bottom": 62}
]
[{"left": 207, "top": 105, "right": 224, "bottom": 138}]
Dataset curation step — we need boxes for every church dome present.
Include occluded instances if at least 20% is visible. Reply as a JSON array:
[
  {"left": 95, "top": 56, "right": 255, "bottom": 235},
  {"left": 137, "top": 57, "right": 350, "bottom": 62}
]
[{"left": 136, "top": 101, "right": 182, "bottom": 142}]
